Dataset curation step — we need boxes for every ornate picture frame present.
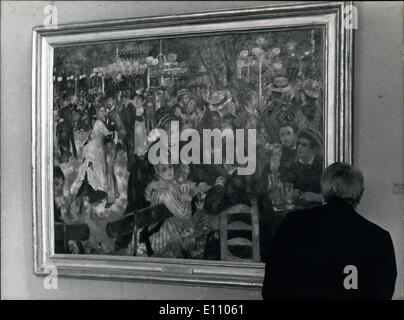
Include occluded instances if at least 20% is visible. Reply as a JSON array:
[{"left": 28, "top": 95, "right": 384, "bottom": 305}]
[{"left": 32, "top": 1, "right": 353, "bottom": 288}]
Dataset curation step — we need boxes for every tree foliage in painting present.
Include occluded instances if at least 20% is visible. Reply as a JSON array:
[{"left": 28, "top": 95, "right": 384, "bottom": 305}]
[{"left": 162, "top": 29, "right": 323, "bottom": 108}]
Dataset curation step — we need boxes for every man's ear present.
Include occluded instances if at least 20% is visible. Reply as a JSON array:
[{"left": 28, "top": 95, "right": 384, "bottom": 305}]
[
  {"left": 359, "top": 187, "right": 364, "bottom": 200},
  {"left": 356, "top": 187, "right": 365, "bottom": 207}
]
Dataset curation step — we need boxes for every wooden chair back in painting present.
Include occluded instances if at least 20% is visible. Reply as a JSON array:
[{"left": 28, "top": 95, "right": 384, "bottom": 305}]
[{"left": 219, "top": 198, "right": 260, "bottom": 262}]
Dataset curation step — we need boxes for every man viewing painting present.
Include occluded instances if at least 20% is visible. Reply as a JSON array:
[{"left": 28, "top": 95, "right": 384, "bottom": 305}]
[{"left": 53, "top": 29, "right": 325, "bottom": 260}]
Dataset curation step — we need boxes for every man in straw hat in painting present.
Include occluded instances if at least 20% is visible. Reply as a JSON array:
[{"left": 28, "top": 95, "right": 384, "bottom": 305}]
[
  {"left": 300, "top": 78, "right": 322, "bottom": 127},
  {"left": 302, "top": 78, "right": 321, "bottom": 99},
  {"left": 173, "top": 88, "right": 191, "bottom": 124},
  {"left": 206, "top": 89, "right": 236, "bottom": 119}
]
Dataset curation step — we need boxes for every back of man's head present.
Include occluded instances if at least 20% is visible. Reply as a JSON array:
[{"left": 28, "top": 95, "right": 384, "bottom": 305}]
[{"left": 321, "top": 162, "right": 364, "bottom": 207}]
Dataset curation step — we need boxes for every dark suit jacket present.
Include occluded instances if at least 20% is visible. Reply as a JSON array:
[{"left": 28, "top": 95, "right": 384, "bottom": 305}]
[
  {"left": 121, "top": 102, "right": 136, "bottom": 169},
  {"left": 121, "top": 102, "right": 136, "bottom": 138},
  {"left": 262, "top": 198, "right": 397, "bottom": 300},
  {"left": 280, "top": 156, "right": 323, "bottom": 194},
  {"left": 57, "top": 104, "right": 77, "bottom": 158}
]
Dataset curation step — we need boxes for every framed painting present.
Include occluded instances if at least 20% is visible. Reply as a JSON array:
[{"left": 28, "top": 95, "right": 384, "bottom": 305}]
[{"left": 33, "top": 1, "right": 353, "bottom": 288}]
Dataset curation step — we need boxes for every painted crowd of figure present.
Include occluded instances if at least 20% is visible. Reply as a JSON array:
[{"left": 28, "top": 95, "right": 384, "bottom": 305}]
[{"left": 53, "top": 73, "right": 324, "bottom": 261}]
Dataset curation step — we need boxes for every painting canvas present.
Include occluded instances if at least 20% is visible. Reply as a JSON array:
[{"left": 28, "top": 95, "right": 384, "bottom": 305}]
[
  {"left": 33, "top": 2, "right": 352, "bottom": 287},
  {"left": 53, "top": 28, "right": 325, "bottom": 261}
]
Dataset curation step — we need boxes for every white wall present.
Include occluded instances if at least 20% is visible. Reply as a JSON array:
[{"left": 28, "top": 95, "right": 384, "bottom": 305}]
[
  {"left": 1, "top": 1, "right": 403, "bottom": 299},
  {"left": 353, "top": 0, "right": 404, "bottom": 299}
]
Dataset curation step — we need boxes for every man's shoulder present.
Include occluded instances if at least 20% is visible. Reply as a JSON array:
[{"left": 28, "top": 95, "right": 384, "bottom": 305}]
[
  {"left": 352, "top": 210, "right": 391, "bottom": 240},
  {"left": 274, "top": 206, "right": 324, "bottom": 236},
  {"left": 284, "top": 205, "right": 325, "bottom": 222},
  {"left": 285, "top": 203, "right": 392, "bottom": 242}
]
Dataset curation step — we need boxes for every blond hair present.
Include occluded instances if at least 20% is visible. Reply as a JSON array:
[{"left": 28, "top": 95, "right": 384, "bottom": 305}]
[{"left": 321, "top": 162, "right": 364, "bottom": 206}]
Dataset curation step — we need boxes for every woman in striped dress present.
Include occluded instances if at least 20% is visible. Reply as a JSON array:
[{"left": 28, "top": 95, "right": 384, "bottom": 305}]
[{"left": 142, "top": 163, "right": 197, "bottom": 258}]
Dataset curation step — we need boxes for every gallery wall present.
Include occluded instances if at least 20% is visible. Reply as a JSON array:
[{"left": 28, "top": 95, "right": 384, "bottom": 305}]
[{"left": 1, "top": 1, "right": 403, "bottom": 299}]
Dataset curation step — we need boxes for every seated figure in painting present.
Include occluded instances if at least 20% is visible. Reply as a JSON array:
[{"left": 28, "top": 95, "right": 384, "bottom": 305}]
[
  {"left": 126, "top": 113, "right": 181, "bottom": 216},
  {"left": 54, "top": 166, "right": 87, "bottom": 254},
  {"left": 280, "top": 128, "right": 323, "bottom": 208},
  {"left": 127, "top": 112, "right": 210, "bottom": 258},
  {"left": 54, "top": 166, "right": 71, "bottom": 224},
  {"left": 278, "top": 123, "right": 298, "bottom": 177},
  {"left": 139, "top": 163, "right": 196, "bottom": 258},
  {"left": 201, "top": 151, "right": 275, "bottom": 261},
  {"left": 54, "top": 166, "right": 75, "bottom": 253},
  {"left": 130, "top": 117, "right": 213, "bottom": 258},
  {"left": 76, "top": 195, "right": 116, "bottom": 254}
]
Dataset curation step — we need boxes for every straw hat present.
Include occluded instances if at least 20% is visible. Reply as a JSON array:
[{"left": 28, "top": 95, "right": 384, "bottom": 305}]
[
  {"left": 298, "top": 128, "right": 322, "bottom": 151},
  {"left": 176, "top": 88, "right": 190, "bottom": 99},
  {"left": 303, "top": 79, "right": 321, "bottom": 98},
  {"left": 271, "top": 77, "right": 293, "bottom": 93},
  {"left": 207, "top": 89, "right": 236, "bottom": 117},
  {"left": 207, "top": 90, "right": 228, "bottom": 107}
]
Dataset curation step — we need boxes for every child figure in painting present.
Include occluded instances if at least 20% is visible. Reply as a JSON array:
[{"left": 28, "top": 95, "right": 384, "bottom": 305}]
[
  {"left": 175, "top": 163, "right": 212, "bottom": 259},
  {"left": 54, "top": 166, "right": 85, "bottom": 254},
  {"left": 78, "top": 195, "right": 116, "bottom": 254}
]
